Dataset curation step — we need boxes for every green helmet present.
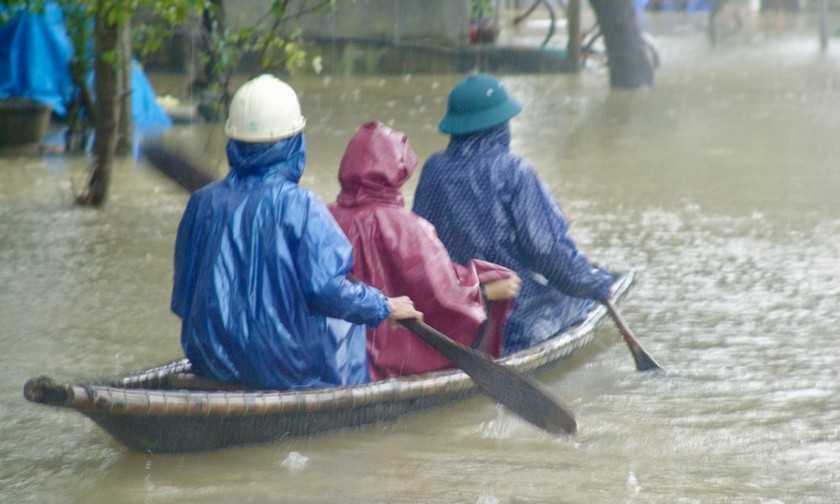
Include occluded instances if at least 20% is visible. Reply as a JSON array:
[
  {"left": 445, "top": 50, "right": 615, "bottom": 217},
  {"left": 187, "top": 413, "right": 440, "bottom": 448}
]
[{"left": 439, "top": 74, "right": 522, "bottom": 135}]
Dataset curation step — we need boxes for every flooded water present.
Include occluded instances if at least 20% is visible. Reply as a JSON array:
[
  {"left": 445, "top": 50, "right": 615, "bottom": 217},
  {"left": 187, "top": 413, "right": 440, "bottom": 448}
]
[{"left": 3, "top": 11, "right": 840, "bottom": 504}]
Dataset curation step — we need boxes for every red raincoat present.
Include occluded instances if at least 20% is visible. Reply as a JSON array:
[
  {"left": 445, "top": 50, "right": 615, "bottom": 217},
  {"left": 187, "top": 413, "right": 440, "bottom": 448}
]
[{"left": 329, "top": 121, "right": 515, "bottom": 380}]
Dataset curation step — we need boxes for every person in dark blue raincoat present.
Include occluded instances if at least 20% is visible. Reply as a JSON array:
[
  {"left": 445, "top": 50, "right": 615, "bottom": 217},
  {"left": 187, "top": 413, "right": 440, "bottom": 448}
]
[
  {"left": 171, "top": 75, "right": 422, "bottom": 390},
  {"left": 413, "top": 74, "right": 613, "bottom": 354}
]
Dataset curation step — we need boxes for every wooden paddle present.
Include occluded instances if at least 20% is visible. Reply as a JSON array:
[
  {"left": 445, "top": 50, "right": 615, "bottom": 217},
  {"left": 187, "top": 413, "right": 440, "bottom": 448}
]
[
  {"left": 141, "top": 140, "right": 578, "bottom": 435},
  {"left": 400, "top": 319, "right": 576, "bottom": 434},
  {"left": 141, "top": 141, "right": 216, "bottom": 192},
  {"left": 603, "top": 299, "right": 663, "bottom": 372}
]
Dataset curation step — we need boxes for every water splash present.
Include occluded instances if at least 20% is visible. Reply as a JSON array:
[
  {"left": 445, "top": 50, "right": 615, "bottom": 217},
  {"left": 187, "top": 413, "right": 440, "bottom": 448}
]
[{"left": 280, "top": 451, "right": 310, "bottom": 472}]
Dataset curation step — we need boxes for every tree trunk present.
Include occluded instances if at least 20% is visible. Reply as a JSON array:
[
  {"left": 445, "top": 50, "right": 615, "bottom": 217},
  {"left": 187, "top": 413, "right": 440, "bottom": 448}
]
[
  {"left": 588, "top": 0, "right": 653, "bottom": 89},
  {"left": 117, "top": 17, "right": 133, "bottom": 156},
  {"left": 567, "top": 0, "right": 582, "bottom": 72},
  {"left": 192, "top": 0, "right": 228, "bottom": 122},
  {"left": 76, "top": 5, "right": 121, "bottom": 207},
  {"left": 64, "top": 64, "right": 95, "bottom": 154}
]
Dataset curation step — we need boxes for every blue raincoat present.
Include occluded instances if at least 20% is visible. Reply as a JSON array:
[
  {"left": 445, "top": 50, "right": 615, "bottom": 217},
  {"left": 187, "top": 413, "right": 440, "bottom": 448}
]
[
  {"left": 413, "top": 124, "right": 612, "bottom": 353},
  {"left": 171, "top": 134, "right": 390, "bottom": 390}
]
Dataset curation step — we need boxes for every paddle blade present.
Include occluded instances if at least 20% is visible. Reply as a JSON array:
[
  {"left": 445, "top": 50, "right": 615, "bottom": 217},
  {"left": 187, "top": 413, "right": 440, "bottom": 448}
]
[
  {"left": 400, "top": 319, "right": 576, "bottom": 435},
  {"left": 604, "top": 300, "right": 663, "bottom": 372},
  {"left": 632, "top": 351, "right": 663, "bottom": 373}
]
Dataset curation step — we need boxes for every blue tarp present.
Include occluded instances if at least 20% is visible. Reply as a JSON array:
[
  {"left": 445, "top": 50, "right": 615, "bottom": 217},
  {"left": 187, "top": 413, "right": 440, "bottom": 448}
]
[
  {"left": 646, "top": 0, "right": 712, "bottom": 11},
  {"left": 0, "top": 3, "right": 171, "bottom": 132},
  {"left": 0, "top": 4, "right": 74, "bottom": 116}
]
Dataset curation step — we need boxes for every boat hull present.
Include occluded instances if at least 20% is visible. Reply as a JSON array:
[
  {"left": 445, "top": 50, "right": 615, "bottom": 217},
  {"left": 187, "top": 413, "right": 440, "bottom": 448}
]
[
  {"left": 24, "top": 271, "right": 634, "bottom": 453},
  {"left": 81, "top": 387, "right": 476, "bottom": 452}
]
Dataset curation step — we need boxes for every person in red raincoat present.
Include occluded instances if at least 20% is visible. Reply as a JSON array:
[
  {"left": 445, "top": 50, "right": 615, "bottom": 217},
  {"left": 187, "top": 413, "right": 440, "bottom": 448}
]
[{"left": 329, "top": 121, "right": 521, "bottom": 380}]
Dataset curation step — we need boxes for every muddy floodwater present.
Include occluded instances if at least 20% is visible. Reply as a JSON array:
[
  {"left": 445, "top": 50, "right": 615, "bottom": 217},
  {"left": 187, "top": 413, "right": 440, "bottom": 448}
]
[{"left": 2, "top": 11, "right": 840, "bottom": 504}]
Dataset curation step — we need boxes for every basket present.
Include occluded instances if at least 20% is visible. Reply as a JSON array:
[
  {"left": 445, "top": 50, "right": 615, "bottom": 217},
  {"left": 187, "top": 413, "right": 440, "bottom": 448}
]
[{"left": 0, "top": 98, "right": 53, "bottom": 146}]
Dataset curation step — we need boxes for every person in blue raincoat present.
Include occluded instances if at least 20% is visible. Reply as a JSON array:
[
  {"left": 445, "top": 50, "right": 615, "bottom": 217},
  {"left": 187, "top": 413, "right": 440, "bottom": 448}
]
[
  {"left": 171, "top": 75, "right": 422, "bottom": 390},
  {"left": 413, "top": 74, "right": 613, "bottom": 354}
]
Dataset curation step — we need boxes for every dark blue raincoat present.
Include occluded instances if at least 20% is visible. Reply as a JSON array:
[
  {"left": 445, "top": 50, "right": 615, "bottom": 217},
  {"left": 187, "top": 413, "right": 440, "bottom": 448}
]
[
  {"left": 171, "top": 134, "right": 390, "bottom": 390},
  {"left": 413, "top": 124, "right": 612, "bottom": 353}
]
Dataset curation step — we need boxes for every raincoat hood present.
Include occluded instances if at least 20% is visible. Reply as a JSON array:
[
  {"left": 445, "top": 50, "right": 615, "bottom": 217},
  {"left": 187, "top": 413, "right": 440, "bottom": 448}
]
[
  {"left": 449, "top": 122, "right": 511, "bottom": 156},
  {"left": 225, "top": 132, "right": 306, "bottom": 186},
  {"left": 336, "top": 121, "right": 417, "bottom": 207}
]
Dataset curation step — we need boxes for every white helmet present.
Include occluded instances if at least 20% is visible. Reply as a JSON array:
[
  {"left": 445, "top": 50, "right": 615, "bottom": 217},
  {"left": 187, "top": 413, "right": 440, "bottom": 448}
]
[{"left": 224, "top": 74, "right": 306, "bottom": 142}]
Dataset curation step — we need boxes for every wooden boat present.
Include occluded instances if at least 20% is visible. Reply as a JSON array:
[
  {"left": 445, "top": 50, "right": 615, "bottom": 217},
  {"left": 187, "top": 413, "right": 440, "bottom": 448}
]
[{"left": 23, "top": 271, "right": 635, "bottom": 453}]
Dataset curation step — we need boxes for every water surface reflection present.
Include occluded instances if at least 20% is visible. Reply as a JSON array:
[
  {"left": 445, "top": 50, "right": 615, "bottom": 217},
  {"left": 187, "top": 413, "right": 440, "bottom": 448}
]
[{"left": 2, "top": 13, "right": 840, "bottom": 503}]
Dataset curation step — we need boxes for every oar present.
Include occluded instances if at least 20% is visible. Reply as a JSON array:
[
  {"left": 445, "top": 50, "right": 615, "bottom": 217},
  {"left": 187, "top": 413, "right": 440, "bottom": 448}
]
[
  {"left": 603, "top": 299, "right": 663, "bottom": 372},
  {"left": 401, "top": 319, "right": 576, "bottom": 435},
  {"left": 141, "top": 140, "right": 578, "bottom": 435},
  {"left": 141, "top": 141, "right": 216, "bottom": 192}
]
